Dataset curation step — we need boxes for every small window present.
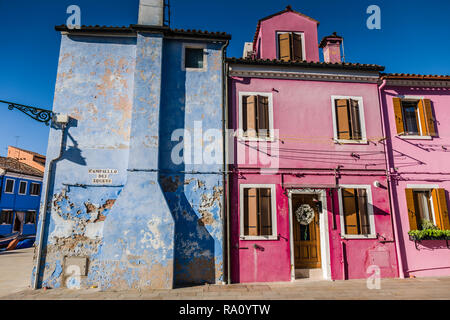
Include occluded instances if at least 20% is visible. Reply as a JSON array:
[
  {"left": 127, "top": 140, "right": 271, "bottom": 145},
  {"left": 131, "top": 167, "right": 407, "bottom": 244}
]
[
  {"left": 25, "top": 211, "right": 36, "bottom": 224},
  {"left": 30, "top": 183, "right": 41, "bottom": 196},
  {"left": 239, "top": 93, "right": 273, "bottom": 140},
  {"left": 184, "top": 47, "right": 204, "bottom": 69},
  {"left": 393, "top": 98, "right": 436, "bottom": 137},
  {"left": 334, "top": 98, "right": 363, "bottom": 141},
  {"left": 19, "top": 181, "right": 27, "bottom": 195},
  {"left": 405, "top": 188, "right": 450, "bottom": 231},
  {"left": 341, "top": 188, "right": 373, "bottom": 236},
  {"left": 4, "top": 179, "right": 14, "bottom": 194},
  {"left": 240, "top": 185, "right": 277, "bottom": 239},
  {"left": 277, "top": 32, "right": 304, "bottom": 61},
  {"left": 0, "top": 210, "right": 14, "bottom": 225}
]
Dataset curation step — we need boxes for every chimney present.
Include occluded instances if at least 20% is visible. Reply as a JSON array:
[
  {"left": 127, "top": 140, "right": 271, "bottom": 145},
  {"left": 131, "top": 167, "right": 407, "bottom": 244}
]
[
  {"left": 319, "top": 32, "right": 343, "bottom": 63},
  {"left": 138, "top": 0, "right": 165, "bottom": 26},
  {"left": 242, "top": 42, "right": 253, "bottom": 59}
]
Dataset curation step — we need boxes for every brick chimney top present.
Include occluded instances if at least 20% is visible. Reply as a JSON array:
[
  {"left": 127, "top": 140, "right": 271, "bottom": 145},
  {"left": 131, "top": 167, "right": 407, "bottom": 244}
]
[{"left": 319, "top": 32, "right": 343, "bottom": 63}]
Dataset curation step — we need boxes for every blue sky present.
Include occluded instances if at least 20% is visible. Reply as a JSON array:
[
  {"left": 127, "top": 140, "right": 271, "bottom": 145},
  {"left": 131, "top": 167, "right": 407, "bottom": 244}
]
[{"left": 0, "top": 0, "right": 449, "bottom": 157}]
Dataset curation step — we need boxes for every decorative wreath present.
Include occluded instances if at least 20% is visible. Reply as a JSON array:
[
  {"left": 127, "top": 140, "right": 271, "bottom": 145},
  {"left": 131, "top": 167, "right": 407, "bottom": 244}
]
[{"left": 295, "top": 204, "right": 315, "bottom": 226}]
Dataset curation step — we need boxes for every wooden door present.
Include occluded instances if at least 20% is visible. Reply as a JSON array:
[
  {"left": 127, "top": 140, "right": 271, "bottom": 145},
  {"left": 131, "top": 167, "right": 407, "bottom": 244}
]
[{"left": 292, "top": 194, "right": 321, "bottom": 269}]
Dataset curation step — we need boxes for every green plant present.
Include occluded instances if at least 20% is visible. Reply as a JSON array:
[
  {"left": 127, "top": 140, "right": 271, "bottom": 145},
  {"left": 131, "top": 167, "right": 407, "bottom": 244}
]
[
  {"left": 408, "top": 229, "right": 450, "bottom": 241},
  {"left": 420, "top": 219, "right": 438, "bottom": 230}
]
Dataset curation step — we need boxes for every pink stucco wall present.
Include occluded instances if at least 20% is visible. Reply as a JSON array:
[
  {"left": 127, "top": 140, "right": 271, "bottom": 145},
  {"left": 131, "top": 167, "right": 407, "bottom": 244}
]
[
  {"left": 381, "top": 85, "right": 450, "bottom": 277},
  {"left": 255, "top": 11, "right": 319, "bottom": 62},
  {"left": 229, "top": 76, "right": 399, "bottom": 283}
]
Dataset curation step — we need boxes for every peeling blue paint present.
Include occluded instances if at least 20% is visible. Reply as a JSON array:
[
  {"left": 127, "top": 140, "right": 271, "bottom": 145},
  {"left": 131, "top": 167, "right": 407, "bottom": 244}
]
[{"left": 35, "top": 29, "right": 226, "bottom": 290}]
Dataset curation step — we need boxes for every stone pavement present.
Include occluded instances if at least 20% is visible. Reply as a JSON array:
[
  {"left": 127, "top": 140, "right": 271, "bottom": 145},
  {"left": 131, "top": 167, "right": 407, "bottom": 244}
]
[
  {"left": 2, "top": 277, "right": 450, "bottom": 300},
  {"left": 0, "top": 248, "right": 34, "bottom": 297}
]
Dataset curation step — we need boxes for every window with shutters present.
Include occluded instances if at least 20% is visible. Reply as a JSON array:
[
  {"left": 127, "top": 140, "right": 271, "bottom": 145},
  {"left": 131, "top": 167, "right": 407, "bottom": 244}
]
[
  {"left": 277, "top": 32, "right": 305, "bottom": 61},
  {"left": 0, "top": 210, "right": 13, "bottom": 225},
  {"left": 25, "top": 211, "right": 36, "bottom": 224},
  {"left": 4, "top": 179, "right": 14, "bottom": 194},
  {"left": 30, "top": 183, "right": 41, "bottom": 196},
  {"left": 393, "top": 97, "right": 436, "bottom": 138},
  {"left": 18, "top": 181, "right": 27, "bottom": 195},
  {"left": 331, "top": 96, "right": 367, "bottom": 143},
  {"left": 238, "top": 92, "right": 274, "bottom": 141},
  {"left": 339, "top": 185, "right": 376, "bottom": 238},
  {"left": 405, "top": 187, "right": 450, "bottom": 231},
  {"left": 240, "top": 184, "right": 277, "bottom": 240}
]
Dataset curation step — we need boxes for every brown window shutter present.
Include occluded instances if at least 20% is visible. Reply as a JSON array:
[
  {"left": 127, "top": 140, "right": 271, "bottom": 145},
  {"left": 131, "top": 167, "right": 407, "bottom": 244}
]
[
  {"left": 257, "top": 95, "right": 270, "bottom": 137},
  {"left": 244, "top": 188, "right": 259, "bottom": 236},
  {"left": 431, "top": 189, "right": 450, "bottom": 230},
  {"left": 417, "top": 99, "right": 428, "bottom": 136},
  {"left": 349, "top": 99, "right": 362, "bottom": 140},
  {"left": 405, "top": 189, "right": 418, "bottom": 230},
  {"left": 423, "top": 99, "right": 437, "bottom": 137},
  {"left": 258, "top": 188, "right": 273, "bottom": 236},
  {"left": 357, "top": 189, "right": 371, "bottom": 235},
  {"left": 335, "top": 99, "right": 351, "bottom": 140},
  {"left": 278, "top": 33, "right": 292, "bottom": 61},
  {"left": 342, "top": 188, "right": 359, "bottom": 235},
  {"left": 243, "top": 95, "right": 257, "bottom": 137},
  {"left": 393, "top": 98, "right": 405, "bottom": 135},
  {"left": 292, "top": 33, "right": 303, "bottom": 60}
]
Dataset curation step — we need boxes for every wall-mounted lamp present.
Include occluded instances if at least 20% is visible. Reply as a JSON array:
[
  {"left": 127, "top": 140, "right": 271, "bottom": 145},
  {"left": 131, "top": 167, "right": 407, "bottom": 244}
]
[
  {"left": 0, "top": 169, "right": 5, "bottom": 176},
  {"left": 373, "top": 181, "right": 382, "bottom": 188},
  {"left": 52, "top": 113, "right": 69, "bottom": 125}
]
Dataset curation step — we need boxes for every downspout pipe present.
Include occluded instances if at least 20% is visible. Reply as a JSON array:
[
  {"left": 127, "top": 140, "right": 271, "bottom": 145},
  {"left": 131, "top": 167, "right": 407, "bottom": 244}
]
[
  {"left": 32, "top": 120, "right": 68, "bottom": 289},
  {"left": 0, "top": 169, "right": 5, "bottom": 203},
  {"left": 377, "top": 78, "right": 405, "bottom": 279},
  {"left": 220, "top": 39, "right": 230, "bottom": 285}
]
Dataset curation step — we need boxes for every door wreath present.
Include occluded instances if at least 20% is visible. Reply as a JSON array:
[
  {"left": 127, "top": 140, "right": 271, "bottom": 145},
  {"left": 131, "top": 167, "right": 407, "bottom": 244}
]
[{"left": 295, "top": 204, "right": 315, "bottom": 226}]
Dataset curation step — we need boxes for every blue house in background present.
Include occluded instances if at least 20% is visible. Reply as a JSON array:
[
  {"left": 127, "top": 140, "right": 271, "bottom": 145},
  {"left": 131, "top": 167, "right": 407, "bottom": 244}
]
[
  {"left": 34, "top": 0, "right": 230, "bottom": 290},
  {"left": 0, "top": 157, "right": 43, "bottom": 236}
]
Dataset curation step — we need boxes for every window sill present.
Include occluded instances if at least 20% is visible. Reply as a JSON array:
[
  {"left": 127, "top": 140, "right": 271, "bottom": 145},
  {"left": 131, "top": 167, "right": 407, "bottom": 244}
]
[
  {"left": 240, "top": 236, "right": 278, "bottom": 241},
  {"left": 334, "top": 139, "right": 368, "bottom": 145},
  {"left": 183, "top": 67, "right": 207, "bottom": 72},
  {"left": 341, "top": 234, "right": 377, "bottom": 240},
  {"left": 398, "top": 135, "right": 433, "bottom": 140}
]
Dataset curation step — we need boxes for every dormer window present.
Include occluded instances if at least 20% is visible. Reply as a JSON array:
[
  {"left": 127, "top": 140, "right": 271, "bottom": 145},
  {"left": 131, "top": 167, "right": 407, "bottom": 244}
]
[{"left": 277, "top": 32, "right": 305, "bottom": 61}]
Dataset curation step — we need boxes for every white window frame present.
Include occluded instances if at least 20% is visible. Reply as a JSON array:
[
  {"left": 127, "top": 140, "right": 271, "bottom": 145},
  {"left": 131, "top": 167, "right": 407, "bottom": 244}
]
[
  {"left": 239, "top": 184, "right": 278, "bottom": 240},
  {"left": 338, "top": 185, "right": 376, "bottom": 239},
  {"left": 182, "top": 43, "right": 207, "bottom": 72},
  {"left": 0, "top": 209, "right": 13, "bottom": 225},
  {"left": 18, "top": 181, "right": 27, "bottom": 195},
  {"left": 238, "top": 91, "right": 275, "bottom": 142},
  {"left": 276, "top": 31, "right": 306, "bottom": 61},
  {"left": 30, "top": 182, "right": 41, "bottom": 196},
  {"left": 25, "top": 210, "right": 37, "bottom": 225},
  {"left": 4, "top": 179, "right": 15, "bottom": 194},
  {"left": 396, "top": 95, "right": 432, "bottom": 140},
  {"left": 406, "top": 184, "right": 440, "bottom": 226},
  {"left": 331, "top": 95, "right": 368, "bottom": 144}
]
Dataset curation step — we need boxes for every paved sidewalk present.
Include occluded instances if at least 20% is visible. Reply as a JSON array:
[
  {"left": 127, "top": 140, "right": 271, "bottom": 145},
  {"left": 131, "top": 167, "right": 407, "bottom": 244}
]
[
  {"left": 0, "top": 248, "right": 34, "bottom": 297},
  {"left": 2, "top": 277, "right": 450, "bottom": 300}
]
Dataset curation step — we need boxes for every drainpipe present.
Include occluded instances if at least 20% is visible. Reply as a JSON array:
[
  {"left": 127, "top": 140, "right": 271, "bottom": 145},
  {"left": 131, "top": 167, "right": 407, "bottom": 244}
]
[
  {"left": 32, "top": 115, "right": 68, "bottom": 289},
  {"left": 0, "top": 169, "right": 5, "bottom": 203},
  {"left": 220, "top": 39, "right": 230, "bottom": 285},
  {"left": 377, "top": 78, "right": 404, "bottom": 279}
]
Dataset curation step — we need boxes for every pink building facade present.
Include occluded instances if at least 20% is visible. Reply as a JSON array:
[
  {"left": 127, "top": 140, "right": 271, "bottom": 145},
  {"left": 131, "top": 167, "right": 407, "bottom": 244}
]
[
  {"left": 227, "top": 7, "right": 399, "bottom": 283},
  {"left": 380, "top": 74, "right": 450, "bottom": 278}
]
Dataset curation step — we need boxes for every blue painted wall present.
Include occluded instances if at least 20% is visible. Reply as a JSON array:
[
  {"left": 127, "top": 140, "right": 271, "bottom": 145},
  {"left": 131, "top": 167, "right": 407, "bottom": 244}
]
[
  {"left": 0, "top": 174, "right": 42, "bottom": 235},
  {"left": 34, "top": 31, "right": 226, "bottom": 290}
]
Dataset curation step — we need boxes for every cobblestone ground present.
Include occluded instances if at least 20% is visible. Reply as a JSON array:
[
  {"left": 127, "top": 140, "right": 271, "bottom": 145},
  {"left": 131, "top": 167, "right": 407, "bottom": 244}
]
[
  {"left": 2, "top": 277, "right": 450, "bottom": 300},
  {"left": 1, "top": 249, "right": 449, "bottom": 300}
]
